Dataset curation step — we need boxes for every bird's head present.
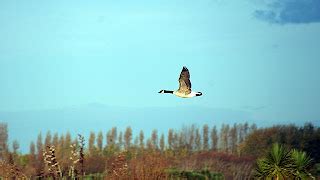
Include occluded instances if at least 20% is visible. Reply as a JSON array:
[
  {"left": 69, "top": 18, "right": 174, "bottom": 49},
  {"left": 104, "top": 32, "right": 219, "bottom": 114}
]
[{"left": 196, "top": 92, "right": 203, "bottom": 96}]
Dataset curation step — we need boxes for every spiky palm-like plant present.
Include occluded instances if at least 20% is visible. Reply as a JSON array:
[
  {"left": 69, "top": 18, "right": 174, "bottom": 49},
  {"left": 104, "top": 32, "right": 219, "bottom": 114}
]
[
  {"left": 255, "top": 143, "right": 294, "bottom": 179},
  {"left": 291, "top": 149, "right": 314, "bottom": 179}
]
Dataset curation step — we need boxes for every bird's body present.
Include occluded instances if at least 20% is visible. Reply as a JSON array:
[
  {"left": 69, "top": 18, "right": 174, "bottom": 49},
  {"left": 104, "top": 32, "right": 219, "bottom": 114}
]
[
  {"left": 173, "top": 91, "right": 198, "bottom": 98},
  {"left": 159, "top": 66, "right": 202, "bottom": 98}
]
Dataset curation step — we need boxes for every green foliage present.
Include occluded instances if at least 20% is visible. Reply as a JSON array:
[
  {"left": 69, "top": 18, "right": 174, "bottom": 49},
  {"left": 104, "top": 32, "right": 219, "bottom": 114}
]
[
  {"left": 83, "top": 173, "right": 105, "bottom": 179},
  {"left": 167, "top": 168, "right": 224, "bottom": 180},
  {"left": 255, "top": 143, "right": 294, "bottom": 179},
  {"left": 315, "top": 163, "right": 320, "bottom": 176},
  {"left": 17, "top": 154, "right": 29, "bottom": 167},
  {"left": 255, "top": 143, "right": 315, "bottom": 179},
  {"left": 291, "top": 149, "right": 313, "bottom": 179}
]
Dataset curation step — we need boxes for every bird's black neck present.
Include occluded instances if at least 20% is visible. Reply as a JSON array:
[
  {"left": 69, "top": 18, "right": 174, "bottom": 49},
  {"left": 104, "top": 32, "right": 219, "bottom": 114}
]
[{"left": 163, "top": 90, "right": 174, "bottom": 94}]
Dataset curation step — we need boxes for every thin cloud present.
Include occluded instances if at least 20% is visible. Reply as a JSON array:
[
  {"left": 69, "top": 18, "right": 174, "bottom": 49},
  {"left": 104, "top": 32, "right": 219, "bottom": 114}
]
[{"left": 254, "top": 0, "right": 320, "bottom": 24}]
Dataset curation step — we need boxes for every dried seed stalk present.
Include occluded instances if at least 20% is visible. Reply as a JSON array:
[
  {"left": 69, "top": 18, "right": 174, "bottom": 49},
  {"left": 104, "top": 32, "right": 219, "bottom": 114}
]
[
  {"left": 78, "top": 134, "right": 85, "bottom": 177},
  {"left": 43, "top": 145, "right": 62, "bottom": 178}
]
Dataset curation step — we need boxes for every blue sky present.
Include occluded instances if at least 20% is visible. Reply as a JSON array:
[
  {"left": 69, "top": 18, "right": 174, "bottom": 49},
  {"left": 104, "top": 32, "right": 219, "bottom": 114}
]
[{"left": 1, "top": 0, "right": 320, "bottom": 127}]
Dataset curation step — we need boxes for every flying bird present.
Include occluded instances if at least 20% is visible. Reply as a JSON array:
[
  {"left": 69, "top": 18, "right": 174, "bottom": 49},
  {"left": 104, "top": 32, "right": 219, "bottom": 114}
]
[{"left": 158, "top": 66, "right": 202, "bottom": 98}]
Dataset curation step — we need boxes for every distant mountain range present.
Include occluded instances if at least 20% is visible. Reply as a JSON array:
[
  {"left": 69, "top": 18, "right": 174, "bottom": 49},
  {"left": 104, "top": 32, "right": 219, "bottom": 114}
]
[{"left": 1, "top": 104, "right": 318, "bottom": 153}]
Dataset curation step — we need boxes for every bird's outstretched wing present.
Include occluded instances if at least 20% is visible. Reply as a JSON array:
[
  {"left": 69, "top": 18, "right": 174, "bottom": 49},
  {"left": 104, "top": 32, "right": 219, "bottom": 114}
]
[{"left": 178, "top": 66, "right": 192, "bottom": 94}]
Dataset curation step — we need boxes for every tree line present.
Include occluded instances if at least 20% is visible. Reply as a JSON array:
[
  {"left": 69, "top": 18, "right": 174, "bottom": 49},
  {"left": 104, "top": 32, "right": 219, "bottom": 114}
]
[{"left": 0, "top": 122, "right": 319, "bottom": 179}]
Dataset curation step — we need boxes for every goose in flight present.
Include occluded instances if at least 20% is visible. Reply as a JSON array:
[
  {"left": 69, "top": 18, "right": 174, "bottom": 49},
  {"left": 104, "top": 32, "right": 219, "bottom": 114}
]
[{"left": 158, "top": 66, "right": 202, "bottom": 98}]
